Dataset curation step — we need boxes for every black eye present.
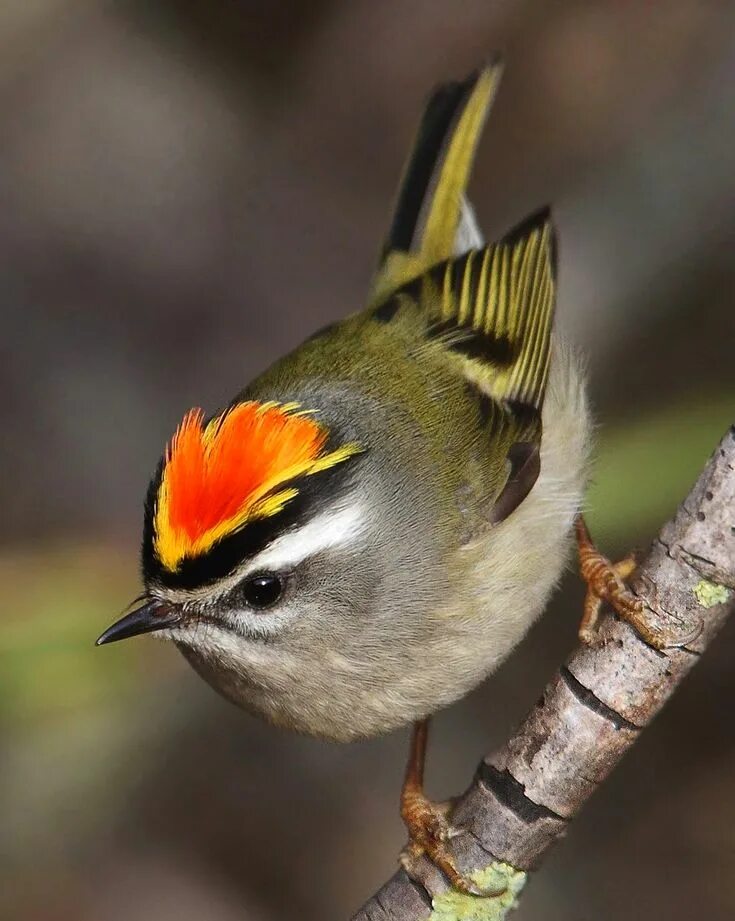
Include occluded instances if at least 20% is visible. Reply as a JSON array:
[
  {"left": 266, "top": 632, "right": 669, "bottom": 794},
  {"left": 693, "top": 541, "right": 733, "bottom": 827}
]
[{"left": 242, "top": 573, "right": 283, "bottom": 609}]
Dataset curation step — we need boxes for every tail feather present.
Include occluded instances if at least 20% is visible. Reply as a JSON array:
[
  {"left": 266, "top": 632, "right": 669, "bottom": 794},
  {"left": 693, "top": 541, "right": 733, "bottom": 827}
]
[{"left": 369, "top": 61, "right": 502, "bottom": 305}]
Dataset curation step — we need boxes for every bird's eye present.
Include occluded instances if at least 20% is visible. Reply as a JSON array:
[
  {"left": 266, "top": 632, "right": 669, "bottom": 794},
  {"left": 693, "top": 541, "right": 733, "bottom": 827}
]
[{"left": 242, "top": 573, "right": 283, "bottom": 609}]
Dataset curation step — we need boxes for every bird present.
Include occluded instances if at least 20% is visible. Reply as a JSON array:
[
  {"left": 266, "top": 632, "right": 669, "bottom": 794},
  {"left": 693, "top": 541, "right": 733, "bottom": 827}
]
[{"left": 97, "top": 59, "right": 657, "bottom": 894}]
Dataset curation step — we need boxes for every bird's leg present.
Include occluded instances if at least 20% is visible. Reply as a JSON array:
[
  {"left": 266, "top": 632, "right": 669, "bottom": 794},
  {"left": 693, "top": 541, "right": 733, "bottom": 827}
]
[
  {"left": 575, "top": 515, "right": 669, "bottom": 648},
  {"left": 399, "top": 720, "right": 505, "bottom": 897}
]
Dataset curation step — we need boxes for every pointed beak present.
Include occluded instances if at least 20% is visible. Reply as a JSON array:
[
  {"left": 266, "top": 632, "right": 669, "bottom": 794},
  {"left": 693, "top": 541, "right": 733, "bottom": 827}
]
[{"left": 96, "top": 599, "right": 180, "bottom": 646}]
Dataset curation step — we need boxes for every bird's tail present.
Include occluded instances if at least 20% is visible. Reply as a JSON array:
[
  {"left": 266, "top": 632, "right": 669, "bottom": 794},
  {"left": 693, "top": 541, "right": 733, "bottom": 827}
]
[{"left": 369, "top": 60, "right": 503, "bottom": 306}]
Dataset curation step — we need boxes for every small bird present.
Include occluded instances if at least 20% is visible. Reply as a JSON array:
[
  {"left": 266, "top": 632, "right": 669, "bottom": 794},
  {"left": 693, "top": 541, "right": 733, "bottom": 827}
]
[{"left": 98, "top": 60, "right": 653, "bottom": 893}]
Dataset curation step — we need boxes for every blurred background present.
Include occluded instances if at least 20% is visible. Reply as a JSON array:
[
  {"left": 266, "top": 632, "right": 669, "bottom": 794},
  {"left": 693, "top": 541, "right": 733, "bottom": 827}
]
[{"left": 1, "top": 1, "right": 734, "bottom": 919}]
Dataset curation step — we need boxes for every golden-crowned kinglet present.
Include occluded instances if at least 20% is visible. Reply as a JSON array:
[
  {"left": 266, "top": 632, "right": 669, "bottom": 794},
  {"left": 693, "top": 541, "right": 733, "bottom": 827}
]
[{"left": 98, "top": 62, "right": 649, "bottom": 893}]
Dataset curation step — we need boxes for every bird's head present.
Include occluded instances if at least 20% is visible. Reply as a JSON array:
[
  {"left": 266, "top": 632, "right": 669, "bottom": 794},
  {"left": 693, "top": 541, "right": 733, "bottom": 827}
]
[
  {"left": 97, "top": 399, "right": 366, "bottom": 650},
  {"left": 96, "top": 391, "right": 460, "bottom": 739}
]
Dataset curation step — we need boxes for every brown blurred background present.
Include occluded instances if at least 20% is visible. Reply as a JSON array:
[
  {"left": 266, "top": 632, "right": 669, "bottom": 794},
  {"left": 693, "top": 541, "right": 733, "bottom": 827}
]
[{"left": 1, "top": 2, "right": 734, "bottom": 919}]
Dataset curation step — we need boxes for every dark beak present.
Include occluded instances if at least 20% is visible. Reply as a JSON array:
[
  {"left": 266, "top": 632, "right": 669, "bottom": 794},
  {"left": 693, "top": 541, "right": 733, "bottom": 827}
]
[{"left": 96, "top": 599, "right": 180, "bottom": 646}]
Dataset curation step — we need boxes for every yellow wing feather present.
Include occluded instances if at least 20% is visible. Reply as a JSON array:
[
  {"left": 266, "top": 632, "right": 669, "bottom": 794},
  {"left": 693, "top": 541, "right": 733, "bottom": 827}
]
[{"left": 401, "top": 208, "right": 556, "bottom": 419}]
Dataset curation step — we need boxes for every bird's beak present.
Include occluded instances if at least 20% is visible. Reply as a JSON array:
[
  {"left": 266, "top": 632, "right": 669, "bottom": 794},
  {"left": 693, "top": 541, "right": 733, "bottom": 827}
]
[{"left": 96, "top": 599, "right": 180, "bottom": 646}]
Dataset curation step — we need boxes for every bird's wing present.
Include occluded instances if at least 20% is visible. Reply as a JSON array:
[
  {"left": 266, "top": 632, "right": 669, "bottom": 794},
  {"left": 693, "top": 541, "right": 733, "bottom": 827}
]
[
  {"left": 370, "top": 208, "right": 557, "bottom": 523},
  {"left": 369, "top": 62, "right": 502, "bottom": 306},
  {"left": 419, "top": 208, "right": 556, "bottom": 425},
  {"left": 376, "top": 207, "right": 556, "bottom": 433}
]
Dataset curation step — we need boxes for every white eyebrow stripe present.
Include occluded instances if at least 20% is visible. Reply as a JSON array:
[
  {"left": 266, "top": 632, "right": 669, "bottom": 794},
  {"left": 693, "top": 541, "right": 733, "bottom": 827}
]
[
  {"left": 242, "top": 502, "right": 365, "bottom": 575},
  {"left": 151, "top": 502, "right": 365, "bottom": 607}
]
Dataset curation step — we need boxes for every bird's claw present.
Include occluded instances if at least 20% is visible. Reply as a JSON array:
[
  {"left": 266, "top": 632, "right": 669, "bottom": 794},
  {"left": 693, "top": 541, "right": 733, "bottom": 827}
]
[
  {"left": 575, "top": 516, "right": 691, "bottom": 651},
  {"left": 400, "top": 795, "right": 507, "bottom": 897}
]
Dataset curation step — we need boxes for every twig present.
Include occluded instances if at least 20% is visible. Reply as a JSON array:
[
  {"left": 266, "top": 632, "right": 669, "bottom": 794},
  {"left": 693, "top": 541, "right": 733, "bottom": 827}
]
[{"left": 352, "top": 425, "right": 735, "bottom": 920}]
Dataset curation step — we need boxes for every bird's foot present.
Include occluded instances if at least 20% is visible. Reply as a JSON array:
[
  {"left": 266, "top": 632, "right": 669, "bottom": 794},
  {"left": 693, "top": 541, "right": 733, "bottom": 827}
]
[
  {"left": 575, "top": 515, "right": 694, "bottom": 649},
  {"left": 399, "top": 791, "right": 506, "bottom": 897}
]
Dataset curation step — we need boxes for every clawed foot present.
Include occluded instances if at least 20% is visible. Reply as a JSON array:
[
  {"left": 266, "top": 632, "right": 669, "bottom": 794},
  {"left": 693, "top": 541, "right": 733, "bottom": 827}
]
[
  {"left": 575, "top": 516, "right": 697, "bottom": 649},
  {"left": 400, "top": 791, "right": 506, "bottom": 897}
]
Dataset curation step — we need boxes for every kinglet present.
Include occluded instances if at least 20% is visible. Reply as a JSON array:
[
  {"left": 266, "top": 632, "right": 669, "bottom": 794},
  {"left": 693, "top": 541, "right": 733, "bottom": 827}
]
[{"left": 98, "top": 62, "right": 647, "bottom": 893}]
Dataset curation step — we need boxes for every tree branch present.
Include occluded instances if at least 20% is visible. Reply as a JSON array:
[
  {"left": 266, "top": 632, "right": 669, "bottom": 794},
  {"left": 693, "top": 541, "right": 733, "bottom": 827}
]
[{"left": 352, "top": 426, "right": 735, "bottom": 920}]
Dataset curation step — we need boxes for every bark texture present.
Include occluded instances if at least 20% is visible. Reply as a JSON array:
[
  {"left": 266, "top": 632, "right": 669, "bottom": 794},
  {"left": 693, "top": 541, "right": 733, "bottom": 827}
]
[{"left": 352, "top": 426, "right": 735, "bottom": 920}]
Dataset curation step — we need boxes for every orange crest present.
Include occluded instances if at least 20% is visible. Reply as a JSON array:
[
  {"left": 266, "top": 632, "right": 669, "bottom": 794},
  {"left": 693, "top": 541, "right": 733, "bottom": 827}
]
[{"left": 153, "top": 401, "right": 360, "bottom": 572}]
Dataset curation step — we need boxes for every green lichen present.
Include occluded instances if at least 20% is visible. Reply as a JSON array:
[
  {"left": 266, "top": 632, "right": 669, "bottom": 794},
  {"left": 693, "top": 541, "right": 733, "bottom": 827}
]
[
  {"left": 693, "top": 579, "right": 730, "bottom": 608},
  {"left": 429, "top": 863, "right": 527, "bottom": 921}
]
